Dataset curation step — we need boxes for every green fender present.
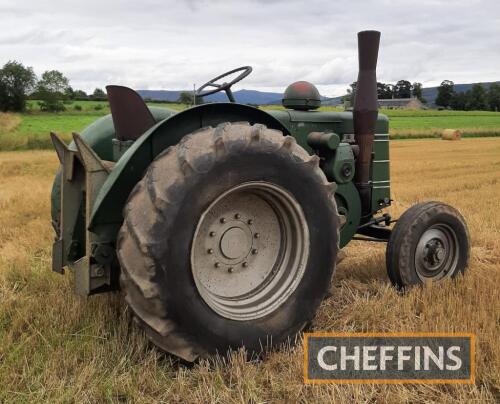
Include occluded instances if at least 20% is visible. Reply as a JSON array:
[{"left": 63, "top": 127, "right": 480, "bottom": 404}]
[{"left": 88, "top": 103, "right": 291, "bottom": 232}]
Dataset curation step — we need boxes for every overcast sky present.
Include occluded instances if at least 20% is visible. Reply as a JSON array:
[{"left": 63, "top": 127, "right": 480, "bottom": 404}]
[{"left": 0, "top": 0, "right": 498, "bottom": 97}]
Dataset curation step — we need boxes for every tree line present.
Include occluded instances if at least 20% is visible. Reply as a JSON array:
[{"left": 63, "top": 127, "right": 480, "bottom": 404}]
[
  {"left": 0, "top": 60, "right": 206, "bottom": 113},
  {"left": 344, "top": 78, "right": 500, "bottom": 111},
  {"left": 435, "top": 80, "right": 500, "bottom": 111},
  {"left": 345, "top": 80, "right": 426, "bottom": 104},
  {"left": 0, "top": 60, "right": 109, "bottom": 112}
]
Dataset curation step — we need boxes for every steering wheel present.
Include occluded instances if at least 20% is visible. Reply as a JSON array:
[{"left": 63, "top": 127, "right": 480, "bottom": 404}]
[{"left": 196, "top": 66, "right": 252, "bottom": 103}]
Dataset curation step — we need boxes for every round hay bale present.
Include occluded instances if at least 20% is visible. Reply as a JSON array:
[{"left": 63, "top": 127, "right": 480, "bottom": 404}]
[{"left": 442, "top": 129, "right": 462, "bottom": 140}]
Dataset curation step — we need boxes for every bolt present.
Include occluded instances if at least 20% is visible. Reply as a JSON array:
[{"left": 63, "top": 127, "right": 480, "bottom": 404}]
[
  {"left": 220, "top": 217, "right": 226, "bottom": 223},
  {"left": 254, "top": 233, "right": 260, "bottom": 239},
  {"left": 207, "top": 248, "right": 214, "bottom": 254},
  {"left": 242, "top": 262, "right": 248, "bottom": 267},
  {"left": 235, "top": 213, "right": 241, "bottom": 219},
  {"left": 209, "top": 231, "right": 216, "bottom": 237},
  {"left": 247, "top": 219, "right": 253, "bottom": 225},
  {"left": 214, "top": 262, "right": 220, "bottom": 268},
  {"left": 251, "top": 248, "right": 258, "bottom": 255},
  {"left": 94, "top": 266, "right": 104, "bottom": 277},
  {"left": 228, "top": 267, "right": 234, "bottom": 273}
]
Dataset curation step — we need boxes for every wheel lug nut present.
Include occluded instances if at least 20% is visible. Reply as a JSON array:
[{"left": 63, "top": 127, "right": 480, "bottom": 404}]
[
  {"left": 247, "top": 219, "right": 253, "bottom": 225},
  {"left": 242, "top": 262, "right": 248, "bottom": 267},
  {"left": 251, "top": 248, "right": 258, "bottom": 255},
  {"left": 209, "top": 231, "right": 216, "bottom": 237},
  {"left": 220, "top": 218, "right": 226, "bottom": 223},
  {"left": 214, "top": 262, "right": 220, "bottom": 268},
  {"left": 207, "top": 248, "right": 214, "bottom": 254},
  {"left": 235, "top": 213, "right": 241, "bottom": 219},
  {"left": 254, "top": 233, "right": 260, "bottom": 239},
  {"left": 228, "top": 267, "right": 233, "bottom": 273}
]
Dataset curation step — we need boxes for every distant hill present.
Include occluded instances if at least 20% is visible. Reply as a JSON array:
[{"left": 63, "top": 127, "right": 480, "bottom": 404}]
[
  {"left": 138, "top": 90, "right": 184, "bottom": 102},
  {"left": 138, "top": 89, "right": 285, "bottom": 105},
  {"left": 420, "top": 81, "right": 500, "bottom": 104},
  {"left": 139, "top": 81, "right": 499, "bottom": 106},
  {"left": 138, "top": 88, "right": 331, "bottom": 105}
]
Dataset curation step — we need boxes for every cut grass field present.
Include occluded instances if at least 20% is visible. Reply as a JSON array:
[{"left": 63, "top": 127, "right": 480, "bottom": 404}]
[
  {"left": 1, "top": 102, "right": 500, "bottom": 150},
  {"left": 0, "top": 138, "right": 499, "bottom": 402},
  {"left": 386, "top": 110, "right": 500, "bottom": 139}
]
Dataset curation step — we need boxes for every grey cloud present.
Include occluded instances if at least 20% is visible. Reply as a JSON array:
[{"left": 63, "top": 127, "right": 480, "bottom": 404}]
[{"left": 0, "top": 0, "right": 498, "bottom": 96}]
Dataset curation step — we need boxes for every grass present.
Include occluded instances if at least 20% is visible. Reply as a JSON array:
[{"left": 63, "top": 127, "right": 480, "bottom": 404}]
[
  {"left": 25, "top": 100, "right": 188, "bottom": 113},
  {"left": 0, "top": 102, "right": 187, "bottom": 150},
  {"left": 388, "top": 112, "right": 500, "bottom": 139},
  {"left": 1, "top": 102, "right": 500, "bottom": 150},
  {"left": 0, "top": 138, "right": 499, "bottom": 402}
]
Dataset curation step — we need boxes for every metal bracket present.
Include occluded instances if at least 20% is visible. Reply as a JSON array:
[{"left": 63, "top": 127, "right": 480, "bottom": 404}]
[
  {"left": 50, "top": 133, "right": 82, "bottom": 273},
  {"left": 70, "top": 133, "right": 112, "bottom": 295}
]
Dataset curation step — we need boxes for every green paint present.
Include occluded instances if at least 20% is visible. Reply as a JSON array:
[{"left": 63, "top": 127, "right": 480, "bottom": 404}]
[
  {"left": 324, "top": 143, "right": 356, "bottom": 185},
  {"left": 336, "top": 182, "right": 362, "bottom": 248}
]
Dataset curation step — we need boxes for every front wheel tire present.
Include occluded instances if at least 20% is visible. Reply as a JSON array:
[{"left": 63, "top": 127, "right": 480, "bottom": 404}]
[{"left": 386, "top": 201, "right": 470, "bottom": 289}]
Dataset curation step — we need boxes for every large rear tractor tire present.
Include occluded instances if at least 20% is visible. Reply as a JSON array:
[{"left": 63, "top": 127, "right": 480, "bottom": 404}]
[
  {"left": 117, "top": 122, "right": 340, "bottom": 361},
  {"left": 386, "top": 201, "right": 470, "bottom": 289}
]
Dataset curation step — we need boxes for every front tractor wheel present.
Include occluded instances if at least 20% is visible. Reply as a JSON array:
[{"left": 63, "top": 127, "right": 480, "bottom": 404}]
[
  {"left": 386, "top": 202, "right": 470, "bottom": 289},
  {"left": 117, "top": 122, "right": 340, "bottom": 361}
]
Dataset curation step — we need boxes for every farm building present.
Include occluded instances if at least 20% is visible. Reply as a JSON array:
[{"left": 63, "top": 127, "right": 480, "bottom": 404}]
[{"left": 378, "top": 97, "right": 424, "bottom": 109}]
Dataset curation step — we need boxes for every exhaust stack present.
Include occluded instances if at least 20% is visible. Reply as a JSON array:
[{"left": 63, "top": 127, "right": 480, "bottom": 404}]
[{"left": 353, "top": 30, "right": 380, "bottom": 215}]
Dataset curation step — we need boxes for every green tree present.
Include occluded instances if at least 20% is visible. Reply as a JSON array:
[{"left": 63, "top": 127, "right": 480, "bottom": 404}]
[
  {"left": 0, "top": 61, "right": 37, "bottom": 112},
  {"left": 74, "top": 89, "right": 88, "bottom": 99},
  {"left": 466, "top": 84, "right": 487, "bottom": 110},
  {"left": 450, "top": 91, "right": 467, "bottom": 110},
  {"left": 377, "top": 82, "right": 393, "bottom": 99},
  {"left": 64, "top": 86, "right": 75, "bottom": 100},
  {"left": 393, "top": 80, "right": 412, "bottom": 98},
  {"left": 435, "top": 80, "right": 454, "bottom": 108},
  {"left": 92, "top": 88, "right": 106, "bottom": 100},
  {"left": 487, "top": 83, "right": 500, "bottom": 111},
  {"left": 412, "top": 82, "right": 426, "bottom": 103},
  {"left": 178, "top": 91, "right": 192, "bottom": 104},
  {"left": 346, "top": 81, "right": 357, "bottom": 104},
  {"left": 37, "top": 70, "right": 69, "bottom": 112},
  {"left": 177, "top": 91, "right": 203, "bottom": 105}
]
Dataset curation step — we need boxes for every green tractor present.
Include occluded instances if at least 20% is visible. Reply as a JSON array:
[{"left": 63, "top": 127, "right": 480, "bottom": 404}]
[{"left": 50, "top": 31, "right": 470, "bottom": 361}]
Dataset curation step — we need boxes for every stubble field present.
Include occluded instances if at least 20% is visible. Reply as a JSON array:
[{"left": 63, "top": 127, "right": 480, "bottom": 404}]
[{"left": 0, "top": 138, "right": 499, "bottom": 403}]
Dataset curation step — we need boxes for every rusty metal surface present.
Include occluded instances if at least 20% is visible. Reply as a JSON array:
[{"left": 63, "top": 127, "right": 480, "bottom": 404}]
[
  {"left": 106, "top": 85, "right": 155, "bottom": 141},
  {"left": 353, "top": 30, "right": 380, "bottom": 215}
]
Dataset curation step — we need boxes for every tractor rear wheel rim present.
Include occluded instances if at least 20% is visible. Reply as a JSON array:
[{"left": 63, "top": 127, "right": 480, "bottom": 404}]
[
  {"left": 191, "top": 181, "right": 309, "bottom": 321},
  {"left": 414, "top": 224, "right": 459, "bottom": 281}
]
